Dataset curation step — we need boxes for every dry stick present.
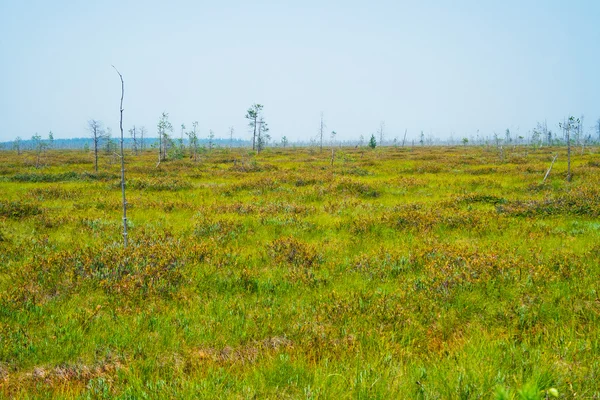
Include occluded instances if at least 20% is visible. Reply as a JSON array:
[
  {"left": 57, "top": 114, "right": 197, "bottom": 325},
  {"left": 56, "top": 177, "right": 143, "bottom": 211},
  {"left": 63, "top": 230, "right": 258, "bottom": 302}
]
[
  {"left": 402, "top": 129, "right": 407, "bottom": 147},
  {"left": 112, "top": 65, "right": 128, "bottom": 248},
  {"left": 542, "top": 154, "right": 558, "bottom": 183}
]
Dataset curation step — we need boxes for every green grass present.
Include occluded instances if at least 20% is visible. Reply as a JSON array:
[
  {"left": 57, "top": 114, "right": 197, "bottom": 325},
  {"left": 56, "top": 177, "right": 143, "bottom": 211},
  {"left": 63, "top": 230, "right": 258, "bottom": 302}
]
[{"left": 0, "top": 145, "right": 598, "bottom": 398}]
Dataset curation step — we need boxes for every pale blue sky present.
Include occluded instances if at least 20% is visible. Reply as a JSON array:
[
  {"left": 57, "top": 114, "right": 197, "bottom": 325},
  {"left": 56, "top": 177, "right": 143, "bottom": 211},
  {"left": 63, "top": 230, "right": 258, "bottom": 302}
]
[{"left": 1, "top": 0, "right": 599, "bottom": 143}]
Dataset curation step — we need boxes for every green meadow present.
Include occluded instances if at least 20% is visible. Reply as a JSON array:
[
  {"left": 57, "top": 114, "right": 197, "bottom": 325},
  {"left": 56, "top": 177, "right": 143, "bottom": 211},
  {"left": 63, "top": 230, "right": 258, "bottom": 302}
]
[{"left": 0, "top": 145, "right": 598, "bottom": 399}]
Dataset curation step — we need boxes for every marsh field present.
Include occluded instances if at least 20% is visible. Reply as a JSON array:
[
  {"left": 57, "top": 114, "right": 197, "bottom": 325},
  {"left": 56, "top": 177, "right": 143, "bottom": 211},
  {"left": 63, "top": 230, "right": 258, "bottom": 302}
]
[{"left": 0, "top": 145, "right": 599, "bottom": 399}]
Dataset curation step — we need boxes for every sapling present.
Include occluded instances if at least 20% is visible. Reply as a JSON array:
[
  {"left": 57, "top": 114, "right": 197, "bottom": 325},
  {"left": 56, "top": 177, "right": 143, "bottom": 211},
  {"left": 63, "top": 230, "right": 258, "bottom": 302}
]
[{"left": 368, "top": 134, "right": 376, "bottom": 149}]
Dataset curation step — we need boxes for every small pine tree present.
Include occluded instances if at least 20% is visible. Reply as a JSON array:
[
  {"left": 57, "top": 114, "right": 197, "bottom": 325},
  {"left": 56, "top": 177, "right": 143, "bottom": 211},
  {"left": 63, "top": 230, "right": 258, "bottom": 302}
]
[
  {"left": 169, "top": 137, "right": 185, "bottom": 160},
  {"left": 13, "top": 136, "right": 22, "bottom": 155},
  {"left": 31, "top": 133, "right": 48, "bottom": 168},
  {"left": 208, "top": 129, "right": 215, "bottom": 151},
  {"left": 368, "top": 134, "right": 377, "bottom": 149},
  {"left": 48, "top": 131, "right": 54, "bottom": 149},
  {"left": 186, "top": 122, "right": 199, "bottom": 161}
]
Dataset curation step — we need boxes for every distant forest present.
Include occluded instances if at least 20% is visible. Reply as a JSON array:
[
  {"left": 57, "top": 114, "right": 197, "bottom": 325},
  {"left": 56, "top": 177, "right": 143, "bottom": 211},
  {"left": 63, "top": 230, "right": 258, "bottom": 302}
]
[
  {"left": 0, "top": 137, "right": 251, "bottom": 151},
  {"left": 1, "top": 117, "right": 599, "bottom": 151}
]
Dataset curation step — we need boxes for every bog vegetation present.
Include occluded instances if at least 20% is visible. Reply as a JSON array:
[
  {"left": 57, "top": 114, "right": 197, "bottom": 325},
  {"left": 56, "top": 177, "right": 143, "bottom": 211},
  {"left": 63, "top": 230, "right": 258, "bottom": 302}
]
[{"left": 0, "top": 145, "right": 599, "bottom": 399}]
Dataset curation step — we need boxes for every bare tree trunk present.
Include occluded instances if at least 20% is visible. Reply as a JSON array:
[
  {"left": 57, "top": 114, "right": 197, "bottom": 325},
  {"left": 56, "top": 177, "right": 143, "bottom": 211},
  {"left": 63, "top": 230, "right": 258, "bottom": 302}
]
[
  {"left": 94, "top": 139, "right": 98, "bottom": 172},
  {"left": 543, "top": 154, "right": 558, "bottom": 183},
  {"left": 131, "top": 125, "right": 137, "bottom": 155},
  {"left": 579, "top": 118, "right": 585, "bottom": 155},
  {"left": 140, "top": 126, "right": 146, "bottom": 151},
  {"left": 402, "top": 129, "right": 407, "bottom": 147},
  {"left": 113, "top": 65, "right": 128, "bottom": 248},
  {"left": 320, "top": 113, "right": 325, "bottom": 152},
  {"left": 252, "top": 116, "right": 257, "bottom": 151},
  {"left": 254, "top": 119, "right": 263, "bottom": 154},
  {"left": 158, "top": 131, "right": 162, "bottom": 165},
  {"left": 331, "top": 147, "right": 334, "bottom": 167},
  {"left": 567, "top": 126, "right": 572, "bottom": 182}
]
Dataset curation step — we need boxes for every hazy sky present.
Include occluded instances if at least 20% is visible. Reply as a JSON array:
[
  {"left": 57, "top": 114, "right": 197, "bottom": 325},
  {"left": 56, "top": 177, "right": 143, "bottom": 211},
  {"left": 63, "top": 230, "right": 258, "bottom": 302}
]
[{"left": 1, "top": 0, "right": 599, "bottom": 143}]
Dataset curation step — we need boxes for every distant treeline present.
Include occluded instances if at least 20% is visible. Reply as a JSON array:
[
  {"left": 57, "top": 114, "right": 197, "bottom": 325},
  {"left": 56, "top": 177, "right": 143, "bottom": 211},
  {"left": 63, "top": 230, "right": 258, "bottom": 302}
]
[
  {"left": 0, "top": 137, "right": 251, "bottom": 151},
  {"left": 1, "top": 132, "right": 599, "bottom": 151}
]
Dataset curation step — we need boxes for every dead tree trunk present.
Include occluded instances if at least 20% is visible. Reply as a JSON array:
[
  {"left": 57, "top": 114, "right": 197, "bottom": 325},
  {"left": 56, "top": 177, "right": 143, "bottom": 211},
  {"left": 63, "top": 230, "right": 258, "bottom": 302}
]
[
  {"left": 566, "top": 125, "right": 572, "bottom": 182},
  {"left": 320, "top": 113, "right": 325, "bottom": 152},
  {"left": 113, "top": 65, "right": 128, "bottom": 248},
  {"left": 543, "top": 154, "right": 558, "bottom": 183},
  {"left": 331, "top": 147, "right": 334, "bottom": 167},
  {"left": 252, "top": 115, "right": 257, "bottom": 151}
]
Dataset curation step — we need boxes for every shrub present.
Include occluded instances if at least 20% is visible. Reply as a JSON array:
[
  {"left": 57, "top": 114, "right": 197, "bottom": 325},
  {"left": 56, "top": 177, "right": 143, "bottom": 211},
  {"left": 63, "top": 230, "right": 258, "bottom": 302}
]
[
  {"left": 335, "top": 179, "right": 380, "bottom": 198},
  {"left": 0, "top": 200, "right": 42, "bottom": 219},
  {"left": 267, "top": 237, "right": 322, "bottom": 268},
  {"left": 9, "top": 171, "right": 79, "bottom": 182},
  {"left": 125, "top": 177, "right": 192, "bottom": 191}
]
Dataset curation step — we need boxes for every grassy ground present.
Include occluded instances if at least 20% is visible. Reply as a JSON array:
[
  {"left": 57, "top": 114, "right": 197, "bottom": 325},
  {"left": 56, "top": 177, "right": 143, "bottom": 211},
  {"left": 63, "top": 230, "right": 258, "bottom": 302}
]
[{"left": 0, "top": 145, "right": 598, "bottom": 399}]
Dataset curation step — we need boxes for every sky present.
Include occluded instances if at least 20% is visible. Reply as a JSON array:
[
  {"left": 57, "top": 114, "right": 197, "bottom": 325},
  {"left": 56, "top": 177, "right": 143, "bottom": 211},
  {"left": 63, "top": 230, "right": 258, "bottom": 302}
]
[{"left": 1, "top": 0, "right": 599, "bottom": 143}]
